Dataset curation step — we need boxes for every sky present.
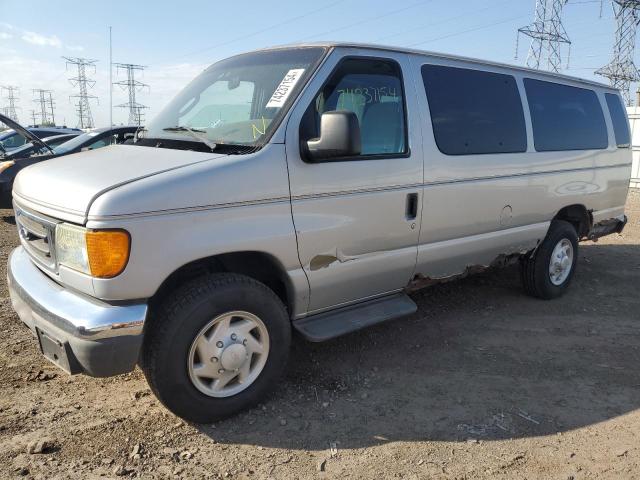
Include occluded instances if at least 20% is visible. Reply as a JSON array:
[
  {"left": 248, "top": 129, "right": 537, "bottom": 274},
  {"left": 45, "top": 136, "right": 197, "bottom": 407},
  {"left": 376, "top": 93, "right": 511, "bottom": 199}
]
[{"left": 0, "top": 0, "right": 620, "bottom": 128}]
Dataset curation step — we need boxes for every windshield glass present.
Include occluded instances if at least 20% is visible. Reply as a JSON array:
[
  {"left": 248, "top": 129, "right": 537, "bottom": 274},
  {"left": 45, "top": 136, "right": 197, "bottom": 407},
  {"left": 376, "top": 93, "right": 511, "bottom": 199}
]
[
  {"left": 144, "top": 47, "right": 326, "bottom": 147},
  {"left": 52, "top": 131, "right": 101, "bottom": 154}
]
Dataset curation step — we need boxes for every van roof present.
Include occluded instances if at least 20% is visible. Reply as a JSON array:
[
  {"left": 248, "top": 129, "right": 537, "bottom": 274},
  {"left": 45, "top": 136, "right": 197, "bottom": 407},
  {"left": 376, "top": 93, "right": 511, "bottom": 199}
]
[{"left": 256, "top": 41, "right": 615, "bottom": 91}]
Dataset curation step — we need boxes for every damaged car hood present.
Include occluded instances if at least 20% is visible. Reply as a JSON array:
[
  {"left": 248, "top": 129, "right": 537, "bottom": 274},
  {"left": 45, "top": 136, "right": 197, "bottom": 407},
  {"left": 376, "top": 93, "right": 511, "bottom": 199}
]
[{"left": 13, "top": 144, "right": 226, "bottom": 223}]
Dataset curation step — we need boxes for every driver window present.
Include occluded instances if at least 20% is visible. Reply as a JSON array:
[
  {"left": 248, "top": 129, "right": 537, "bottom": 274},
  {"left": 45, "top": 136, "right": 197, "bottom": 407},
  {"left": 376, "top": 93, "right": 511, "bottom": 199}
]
[{"left": 302, "top": 57, "right": 407, "bottom": 156}]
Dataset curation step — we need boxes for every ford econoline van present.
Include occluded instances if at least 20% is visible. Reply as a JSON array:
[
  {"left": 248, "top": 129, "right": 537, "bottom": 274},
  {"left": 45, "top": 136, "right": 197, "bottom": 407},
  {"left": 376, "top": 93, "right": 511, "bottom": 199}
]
[{"left": 7, "top": 43, "right": 630, "bottom": 422}]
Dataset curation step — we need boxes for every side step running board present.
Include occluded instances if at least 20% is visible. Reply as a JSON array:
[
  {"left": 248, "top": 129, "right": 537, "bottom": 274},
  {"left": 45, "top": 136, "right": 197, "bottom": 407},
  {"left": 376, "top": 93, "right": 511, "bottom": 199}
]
[{"left": 292, "top": 293, "right": 417, "bottom": 342}]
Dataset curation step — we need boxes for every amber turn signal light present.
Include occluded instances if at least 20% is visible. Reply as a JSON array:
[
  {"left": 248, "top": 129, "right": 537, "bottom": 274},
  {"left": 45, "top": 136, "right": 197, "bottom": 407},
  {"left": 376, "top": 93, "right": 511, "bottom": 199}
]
[{"left": 85, "top": 230, "right": 130, "bottom": 278}]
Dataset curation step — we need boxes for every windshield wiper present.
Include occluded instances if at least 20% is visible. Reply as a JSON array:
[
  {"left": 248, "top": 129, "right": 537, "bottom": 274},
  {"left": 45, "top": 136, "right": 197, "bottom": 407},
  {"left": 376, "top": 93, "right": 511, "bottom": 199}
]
[{"left": 162, "top": 126, "right": 217, "bottom": 152}]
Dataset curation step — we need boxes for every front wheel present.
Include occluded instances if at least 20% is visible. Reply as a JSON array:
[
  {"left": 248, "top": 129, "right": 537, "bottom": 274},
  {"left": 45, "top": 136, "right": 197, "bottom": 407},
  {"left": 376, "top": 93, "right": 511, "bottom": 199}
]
[
  {"left": 521, "top": 220, "right": 579, "bottom": 300},
  {"left": 140, "top": 273, "right": 291, "bottom": 423}
]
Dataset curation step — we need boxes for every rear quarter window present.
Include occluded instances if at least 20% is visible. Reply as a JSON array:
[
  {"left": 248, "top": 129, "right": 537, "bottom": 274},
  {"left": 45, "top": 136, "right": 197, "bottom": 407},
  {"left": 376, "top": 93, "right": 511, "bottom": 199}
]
[
  {"left": 605, "top": 93, "right": 631, "bottom": 148},
  {"left": 524, "top": 79, "right": 608, "bottom": 152}
]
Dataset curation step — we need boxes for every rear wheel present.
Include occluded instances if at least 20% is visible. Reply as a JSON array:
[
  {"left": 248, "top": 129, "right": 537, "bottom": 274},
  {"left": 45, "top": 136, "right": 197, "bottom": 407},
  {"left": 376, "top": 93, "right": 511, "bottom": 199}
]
[
  {"left": 140, "top": 273, "right": 291, "bottom": 423},
  {"left": 521, "top": 220, "right": 578, "bottom": 299}
]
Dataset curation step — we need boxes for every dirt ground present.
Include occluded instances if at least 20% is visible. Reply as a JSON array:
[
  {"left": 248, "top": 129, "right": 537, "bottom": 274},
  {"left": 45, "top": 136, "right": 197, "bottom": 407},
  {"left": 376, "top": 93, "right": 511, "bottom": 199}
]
[{"left": 0, "top": 191, "right": 639, "bottom": 480}]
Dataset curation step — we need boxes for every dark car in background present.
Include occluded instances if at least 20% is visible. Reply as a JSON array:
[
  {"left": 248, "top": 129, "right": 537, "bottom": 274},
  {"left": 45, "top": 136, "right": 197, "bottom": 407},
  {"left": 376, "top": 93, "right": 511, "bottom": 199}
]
[
  {"left": 1, "top": 133, "right": 80, "bottom": 161},
  {"left": 0, "top": 125, "right": 81, "bottom": 153},
  {"left": 0, "top": 115, "right": 138, "bottom": 207}
]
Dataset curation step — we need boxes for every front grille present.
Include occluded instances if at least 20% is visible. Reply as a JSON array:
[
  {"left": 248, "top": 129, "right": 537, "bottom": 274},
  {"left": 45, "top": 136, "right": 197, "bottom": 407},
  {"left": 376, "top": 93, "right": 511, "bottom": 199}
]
[{"left": 14, "top": 204, "right": 60, "bottom": 273}]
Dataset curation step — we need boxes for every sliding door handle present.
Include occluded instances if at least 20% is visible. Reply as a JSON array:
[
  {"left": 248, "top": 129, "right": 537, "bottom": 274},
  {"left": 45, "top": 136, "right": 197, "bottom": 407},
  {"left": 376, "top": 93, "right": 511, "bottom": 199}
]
[{"left": 405, "top": 193, "right": 418, "bottom": 220}]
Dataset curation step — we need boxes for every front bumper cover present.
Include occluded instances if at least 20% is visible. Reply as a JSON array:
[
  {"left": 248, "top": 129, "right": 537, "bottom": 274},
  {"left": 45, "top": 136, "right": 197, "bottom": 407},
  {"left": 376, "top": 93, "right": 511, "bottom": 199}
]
[{"left": 7, "top": 246, "right": 148, "bottom": 377}]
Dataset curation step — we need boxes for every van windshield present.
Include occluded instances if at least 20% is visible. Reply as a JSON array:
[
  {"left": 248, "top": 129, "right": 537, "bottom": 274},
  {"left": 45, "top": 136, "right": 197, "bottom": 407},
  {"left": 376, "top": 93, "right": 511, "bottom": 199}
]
[{"left": 144, "top": 47, "right": 326, "bottom": 148}]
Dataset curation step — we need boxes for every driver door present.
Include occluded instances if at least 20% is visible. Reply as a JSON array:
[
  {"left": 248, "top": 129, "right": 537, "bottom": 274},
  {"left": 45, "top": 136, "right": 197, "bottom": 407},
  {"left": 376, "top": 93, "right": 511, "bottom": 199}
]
[{"left": 285, "top": 49, "right": 424, "bottom": 314}]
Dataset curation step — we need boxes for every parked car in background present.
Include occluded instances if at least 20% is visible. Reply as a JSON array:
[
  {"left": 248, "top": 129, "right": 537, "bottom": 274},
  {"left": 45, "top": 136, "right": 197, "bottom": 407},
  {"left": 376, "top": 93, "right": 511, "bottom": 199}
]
[
  {"left": 6, "top": 43, "right": 631, "bottom": 423},
  {"left": 0, "top": 124, "right": 81, "bottom": 153},
  {"left": 1, "top": 133, "right": 80, "bottom": 161},
  {"left": 47, "top": 125, "right": 138, "bottom": 157},
  {"left": 0, "top": 116, "right": 138, "bottom": 207}
]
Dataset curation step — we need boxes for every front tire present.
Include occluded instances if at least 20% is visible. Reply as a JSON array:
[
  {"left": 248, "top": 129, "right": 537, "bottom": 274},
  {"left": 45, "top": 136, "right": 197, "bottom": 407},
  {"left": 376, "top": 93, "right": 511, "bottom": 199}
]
[
  {"left": 140, "top": 273, "right": 291, "bottom": 423},
  {"left": 521, "top": 220, "right": 579, "bottom": 300}
]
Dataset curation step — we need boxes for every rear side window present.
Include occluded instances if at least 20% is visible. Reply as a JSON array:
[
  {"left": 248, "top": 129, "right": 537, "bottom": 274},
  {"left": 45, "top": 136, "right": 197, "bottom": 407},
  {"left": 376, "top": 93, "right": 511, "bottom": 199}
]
[
  {"left": 524, "top": 79, "right": 608, "bottom": 151},
  {"left": 605, "top": 93, "right": 631, "bottom": 147},
  {"left": 421, "top": 64, "right": 527, "bottom": 155}
]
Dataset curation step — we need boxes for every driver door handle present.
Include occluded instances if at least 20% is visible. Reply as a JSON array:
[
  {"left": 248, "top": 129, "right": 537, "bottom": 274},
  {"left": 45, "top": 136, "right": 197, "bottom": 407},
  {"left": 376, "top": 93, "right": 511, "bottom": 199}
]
[{"left": 406, "top": 193, "right": 418, "bottom": 220}]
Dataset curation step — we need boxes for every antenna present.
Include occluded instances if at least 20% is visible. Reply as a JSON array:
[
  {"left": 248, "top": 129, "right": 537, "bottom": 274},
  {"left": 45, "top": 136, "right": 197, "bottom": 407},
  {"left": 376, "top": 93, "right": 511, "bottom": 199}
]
[
  {"left": 113, "top": 63, "right": 149, "bottom": 126},
  {"left": 63, "top": 57, "right": 98, "bottom": 129},
  {"left": 596, "top": 0, "right": 640, "bottom": 105},
  {"left": 517, "top": 0, "right": 571, "bottom": 72},
  {"left": 1, "top": 86, "right": 20, "bottom": 123}
]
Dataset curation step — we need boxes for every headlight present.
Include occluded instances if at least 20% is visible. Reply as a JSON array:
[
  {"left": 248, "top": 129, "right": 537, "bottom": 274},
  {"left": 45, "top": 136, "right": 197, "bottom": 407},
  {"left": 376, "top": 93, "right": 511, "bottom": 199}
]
[
  {"left": 55, "top": 224, "right": 130, "bottom": 278},
  {"left": 0, "top": 160, "right": 15, "bottom": 173}
]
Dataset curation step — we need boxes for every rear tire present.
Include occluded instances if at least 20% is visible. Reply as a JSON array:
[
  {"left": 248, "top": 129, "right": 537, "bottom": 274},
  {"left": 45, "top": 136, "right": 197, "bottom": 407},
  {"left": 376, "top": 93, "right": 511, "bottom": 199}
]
[
  {"left": 140, "top": 273, "right": 291, "bottom": 423},
  {"left": 521, "top": 220, "right": 578, "bottom": 300}
]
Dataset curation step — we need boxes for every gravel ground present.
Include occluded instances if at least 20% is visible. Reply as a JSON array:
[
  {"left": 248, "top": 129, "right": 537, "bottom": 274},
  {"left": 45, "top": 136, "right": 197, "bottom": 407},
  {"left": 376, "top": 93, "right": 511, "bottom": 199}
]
[{"left": 0, "top": 190, "right": 639, "bottom": 480}]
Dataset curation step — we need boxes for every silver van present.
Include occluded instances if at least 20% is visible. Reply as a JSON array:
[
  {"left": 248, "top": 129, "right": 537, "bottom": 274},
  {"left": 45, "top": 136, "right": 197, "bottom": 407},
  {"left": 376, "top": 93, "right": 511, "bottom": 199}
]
[{"left": 7, "top": 43, "right": 630, "bottom": 423}]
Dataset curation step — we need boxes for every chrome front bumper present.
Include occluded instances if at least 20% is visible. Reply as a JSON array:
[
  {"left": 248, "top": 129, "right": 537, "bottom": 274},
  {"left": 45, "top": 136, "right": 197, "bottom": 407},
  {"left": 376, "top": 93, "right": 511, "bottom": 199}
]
[{"left": 7, "top": 247, "right": 148, "bottom": 377}]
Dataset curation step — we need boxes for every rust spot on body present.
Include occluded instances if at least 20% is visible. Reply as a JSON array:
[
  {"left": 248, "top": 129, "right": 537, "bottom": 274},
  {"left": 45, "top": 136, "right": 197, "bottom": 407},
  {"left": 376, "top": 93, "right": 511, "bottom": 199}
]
[{"left": 407, "top": 253, "right": 524, "bottom": 292}]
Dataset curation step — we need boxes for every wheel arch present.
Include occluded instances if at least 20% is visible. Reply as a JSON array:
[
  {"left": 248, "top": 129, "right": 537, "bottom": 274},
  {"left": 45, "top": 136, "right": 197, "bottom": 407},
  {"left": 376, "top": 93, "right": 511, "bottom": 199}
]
[
  {"left": 149, "top": 251, "right": 296, "bottom": 317},
  {"left": 553, "top": 204, "right": 593, "bottom": 239}
]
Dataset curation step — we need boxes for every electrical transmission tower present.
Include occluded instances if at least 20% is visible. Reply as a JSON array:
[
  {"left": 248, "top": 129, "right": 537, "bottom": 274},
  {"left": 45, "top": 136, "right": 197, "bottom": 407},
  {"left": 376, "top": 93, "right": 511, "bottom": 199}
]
[
  {"left": 1, "top": 86, "right": 20, "bottom": 122},
  {"left": 113, "top": 63, "right": 149, "bottom": 126},
  {"left": 33, "top": 89, "right": 56, "bottom": 126},
  {"left": 64, "top": 57, "right": 98, "bottom": 129},
  {"left": 516, "top": 0, "right": 571, "bottom": 72},
  {"left": 596, "top": 1, "right": 640, "bottom": 105}
]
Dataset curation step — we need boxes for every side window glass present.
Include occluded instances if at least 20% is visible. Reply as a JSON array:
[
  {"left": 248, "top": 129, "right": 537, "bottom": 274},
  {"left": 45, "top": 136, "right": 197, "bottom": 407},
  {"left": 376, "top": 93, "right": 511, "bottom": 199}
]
[
  {"left": 605, "top": 93, "right": 631, "bottom": 148},
  {"left": 3, "top": 134, "right": 26, "bottom": 148},
  {"left": 305, "top": 57, "right": 407, "bottom": 156},
  {"left": 421, "top": 64, "right": 527, "bottom": 155},
  {"left": 87, "top": 138, "right": 109, "bottom": 150},
  {"left": 524, "top": 78, "right": 608, "bottom": 151}
]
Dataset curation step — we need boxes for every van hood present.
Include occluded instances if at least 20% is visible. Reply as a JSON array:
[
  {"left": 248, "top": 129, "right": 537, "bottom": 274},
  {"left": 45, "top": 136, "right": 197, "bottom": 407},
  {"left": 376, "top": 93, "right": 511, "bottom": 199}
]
[{"left": 13, "top": 144, "right": 224, "bottom": 223}]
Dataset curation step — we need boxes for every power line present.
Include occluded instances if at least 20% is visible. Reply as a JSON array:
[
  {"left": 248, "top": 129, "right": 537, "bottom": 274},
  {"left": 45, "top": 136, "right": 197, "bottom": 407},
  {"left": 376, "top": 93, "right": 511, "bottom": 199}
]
[
  {"left": 596, "top": 0, "right": 640, "bottom": 105},
  {"left": 1, "top": 86, "right": 20, "bottom": 123},
  {"left": 161, "top": 0, "right": 345, "bottom": 64},
  {"left": 374, "top": 0, "right": 513, "bottom": 44},
  {"left": 298, "top": 0, "right": 435, "bottom": 41},
  {"left": 406, "top": 14, "right": 528, "bottom": 48},
  {"left": 64, "top": 57, "right": 98, "bottom": 129},
  {"left": 113, "top": 63, "right": 149, "bottom": 126},
  {"left": 516, "top": 0, "right": 571, "bottom": 73}
]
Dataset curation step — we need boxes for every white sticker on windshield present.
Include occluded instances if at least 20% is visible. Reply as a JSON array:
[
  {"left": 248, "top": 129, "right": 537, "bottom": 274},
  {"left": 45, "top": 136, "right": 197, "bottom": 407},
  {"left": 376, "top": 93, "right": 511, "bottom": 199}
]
[{"left": 266, "top": 69, "right": 305, "bottom": 108}]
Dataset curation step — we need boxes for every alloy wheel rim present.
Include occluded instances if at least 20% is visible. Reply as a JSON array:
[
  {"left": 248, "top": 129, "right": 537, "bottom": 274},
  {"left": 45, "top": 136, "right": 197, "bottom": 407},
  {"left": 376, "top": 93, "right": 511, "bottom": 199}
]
[
  {"left": 187, "top": 311, "right": 269, "bottom": 398},
  {"left": 548, "top": 238, "right": 574, "bottom": 286}
]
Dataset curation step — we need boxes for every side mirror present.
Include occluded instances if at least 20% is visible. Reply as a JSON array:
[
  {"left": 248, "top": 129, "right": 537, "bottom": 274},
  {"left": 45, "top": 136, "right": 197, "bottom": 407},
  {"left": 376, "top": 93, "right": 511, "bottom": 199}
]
[
  {"left": 305, "top": 111, "right": 361, "bottom": 161},
  {"left": 81, "top": 147, "right": 90, "bottom": 152}
]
